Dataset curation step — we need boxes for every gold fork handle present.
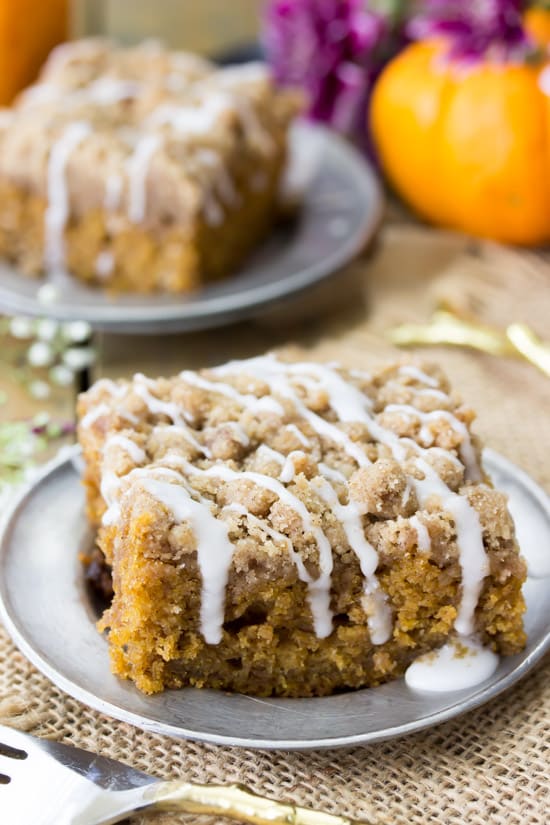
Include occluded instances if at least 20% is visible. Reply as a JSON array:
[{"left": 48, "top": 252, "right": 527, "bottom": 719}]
[{"left": 146, "top": 780, "right": 379, "bottom": 825}]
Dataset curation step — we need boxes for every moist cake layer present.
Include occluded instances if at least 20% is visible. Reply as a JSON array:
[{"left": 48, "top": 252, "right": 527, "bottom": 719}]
[{"left": 78, "top": 355, "right": 526, "bottom": 696}]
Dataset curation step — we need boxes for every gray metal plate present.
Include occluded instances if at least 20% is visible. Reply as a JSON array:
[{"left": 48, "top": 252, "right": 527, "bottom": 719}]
[
  {"left": 0, "top": 122, "right": 382, "bottom": 334},
  {"left": 0, "top": 448, "right": 548, "bottom": 750}
]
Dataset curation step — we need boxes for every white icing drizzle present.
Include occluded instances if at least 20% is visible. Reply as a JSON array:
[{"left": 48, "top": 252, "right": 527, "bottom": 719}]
[
  {"left": 95, "top": 250, "right": 114, "bottom": 280},
  {"left": 398, "top": 365, "right": 440, "bottom": 388},
  {"left": 133, "top": 374, "right": 193, "bottom": 426},
  {"left": 384, "top": 404, "right": 481, "bottom": 483},
  {"left": 138, "top": 478, "right": 234, "bottom": 645},
  {"left": 225, "top": 502, "right": 291, "bottom": 550},
  {"left": 104, "top": 433, "right": 146, "bottom": 465},
  {"left": 195, "top": 148, "right": 239, "bottom": 226},
  {"left": 100, "top": 467, "right": 124, "bottom": 511},
  {"left": 44, "top": 121, "right": 91, "bottom": 276},
  {"left": 349, "top": 368, "right": 373, "bottom": 382},
  {"left": 147, "top": 93, "right": 231, "bottom": 136},
  {"left": 80, "top": 403, "right": 110, "bottom": 429},
  {"left": 185, "top": 460, "right": 334, "bottom": 639},
  {"left": 287, "top": 362, "right": 374, "bottom": 410},
  {"left": 424, "top": 445, "right": 464, "bottom": 469},
  {"left": 385, "top": 379, "right": 449, "bottom": 404},
  {"left": 196, "top": 149, "right": 238, "bottom": 205},
  {"left": 18, "top": 82, "right": 59, "bottom": 109},
  {"left": 415, "top": 388, "right": 449, "bottom": 401},
  {"left": 226, "top": 96, "right": 273, "bottom": 156},
  {"left": 255, "top": 444, "right": 285, "bottom": 466},
  {"left": 151, "top": 423, "right": 210, "bottom": 458},
  {"left": 81, "top": 399, "right": 139, "bottom": 429},
  {"left": 104, "top": 174, "right": 123, "bottom": 211},
  {"left": 405, "top": 637, "right": 498, "bottom": 692},
  {"left": 412, "top": 458, "right": 488, "bottom": 636},
  {"left": 277, "top": 386, "right": 370, "bottom": 467},
  {"left": 286, "top": 424, "right": 310, "bottom": 448},
  {"left": 409, "top": 514, "right": 431, "bottom": 554},
  {"left": 225, "top": 421, "right": 250, "bottom": 447},
  {"left": 164, "top": 72, "right": 187, "bottom": 93},
  {"left": 180, "top": 371, "right": 284, "bottom": 416},
  {"left": 90, "top": 378, "right": 127, "bottom": 398},
  {"left": 126, "top": 134, "right": 162, "bottom": 223},
  {"left": 318, "top": 462, "right": 347, "bottom": 484},
  {"left": 30, "top": 77, "right": 142, "bottom": 111},
  {"left": 102, "top": 466, "right": 182, "bottom": 527},
  {"left": 279, "top": 450, "right": 306, "bottom": 483},
  {"left": 312, "top": 477, "right": 392, "bottom": 644},
  {"left": 202, "top": 196, "right": 224, "bottom": 227},
  {"left": 100, "top": 467, "right": 181, "bottom": 527},
  {"left": 198, "top": 65, "right": 274, "bottom": 155},
  {"left": 83, "top": 77, "right": 141, "bottom": 106}
]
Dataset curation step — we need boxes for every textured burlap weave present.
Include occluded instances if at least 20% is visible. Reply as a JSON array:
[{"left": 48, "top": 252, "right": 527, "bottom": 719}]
[{"left": 1, "top": 222, "right": 549, "bottom": 824}]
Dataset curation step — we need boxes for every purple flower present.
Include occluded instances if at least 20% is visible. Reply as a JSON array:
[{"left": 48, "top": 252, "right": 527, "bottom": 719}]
[
  {"left": 262, "top": 0, "right": 390, "bottom": 135},
  {"left": 409, "top": 0, "right": 530, "bottom": 60}
]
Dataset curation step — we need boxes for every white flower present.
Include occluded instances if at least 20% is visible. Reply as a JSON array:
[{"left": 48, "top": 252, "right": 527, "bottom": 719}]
[
  {"left": 9, "top": 316, "right": 34, "bottom": 339},
  {"left": 61, "top": 320, "right": 92, "bottom": 343},
  {"left": 27, "top": 341, "right": 55, "bottom": 368},
  {"left": 36, "top": 318, "right": 59, "bottom": 341},
  {"left": 28, "top": 380, "right": 51, "bottom": 400},
  {"left": 62, "top": 346, "right": 96, "bottom": 371},
  {"left": 49, "top": 364, "right": 74, "bottom": 387}
]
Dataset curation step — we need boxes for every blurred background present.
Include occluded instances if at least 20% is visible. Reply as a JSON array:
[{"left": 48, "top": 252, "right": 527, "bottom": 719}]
[{"left": 73, "top": 0, "right": 261, "bottom": 53}]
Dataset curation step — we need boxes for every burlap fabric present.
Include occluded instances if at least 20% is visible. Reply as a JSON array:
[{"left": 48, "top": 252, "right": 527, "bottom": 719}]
[{"left": 1, "top": 222, "right": 549, "bottom": 824}]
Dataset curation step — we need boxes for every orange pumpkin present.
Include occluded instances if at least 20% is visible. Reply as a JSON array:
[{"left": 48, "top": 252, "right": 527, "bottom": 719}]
[
  {"left": 370, "top": 39, "right": 550, "bottom": 245},
  {"left": 0, "top": 0, "right": 68, "bottom": 104},
  {"left": 524, "top": 5, "right": 550, "bottom": 48}
]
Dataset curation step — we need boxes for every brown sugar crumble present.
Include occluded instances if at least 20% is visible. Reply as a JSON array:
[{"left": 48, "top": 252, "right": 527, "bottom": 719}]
[{"left": 78, "top": 354, "right": 526, "bottom": 696}]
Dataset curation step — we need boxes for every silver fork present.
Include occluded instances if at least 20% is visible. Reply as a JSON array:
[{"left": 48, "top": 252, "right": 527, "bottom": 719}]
[{"left": 0, "top": 724, "right": 377, "bottom": 825}]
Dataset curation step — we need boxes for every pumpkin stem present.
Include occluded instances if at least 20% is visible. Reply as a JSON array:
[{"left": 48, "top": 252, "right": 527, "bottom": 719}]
[{"left": 409, "top": 0, "right": 536, "bottom": 60}]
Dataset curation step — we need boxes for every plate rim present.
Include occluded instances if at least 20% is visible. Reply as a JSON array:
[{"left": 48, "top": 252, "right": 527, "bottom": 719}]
[
  {"left": 0, "top": 446, "right": 549, "bottom": 750},
  {"left": 0, "top": 122, "right": 384, "bottom": 333}
]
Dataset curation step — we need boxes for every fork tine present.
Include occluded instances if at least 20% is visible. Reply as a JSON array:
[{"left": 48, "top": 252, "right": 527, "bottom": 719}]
[
  {"left": 0, "top": 741, "right": 27, "bottom": 760},
  {"left": 0, "top": 740, "right": 27, "bottom": 786},
  {"left": 0, "top": 731, "right": 28, "bottom": 790},
  {"left": 0, "top": 755, "right": 13, "bottom": 785}
]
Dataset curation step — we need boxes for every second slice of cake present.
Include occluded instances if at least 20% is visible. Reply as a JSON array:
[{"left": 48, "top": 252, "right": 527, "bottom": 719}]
[{"left": 0, "top": 39, "right": 299, "bottom": 292}]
